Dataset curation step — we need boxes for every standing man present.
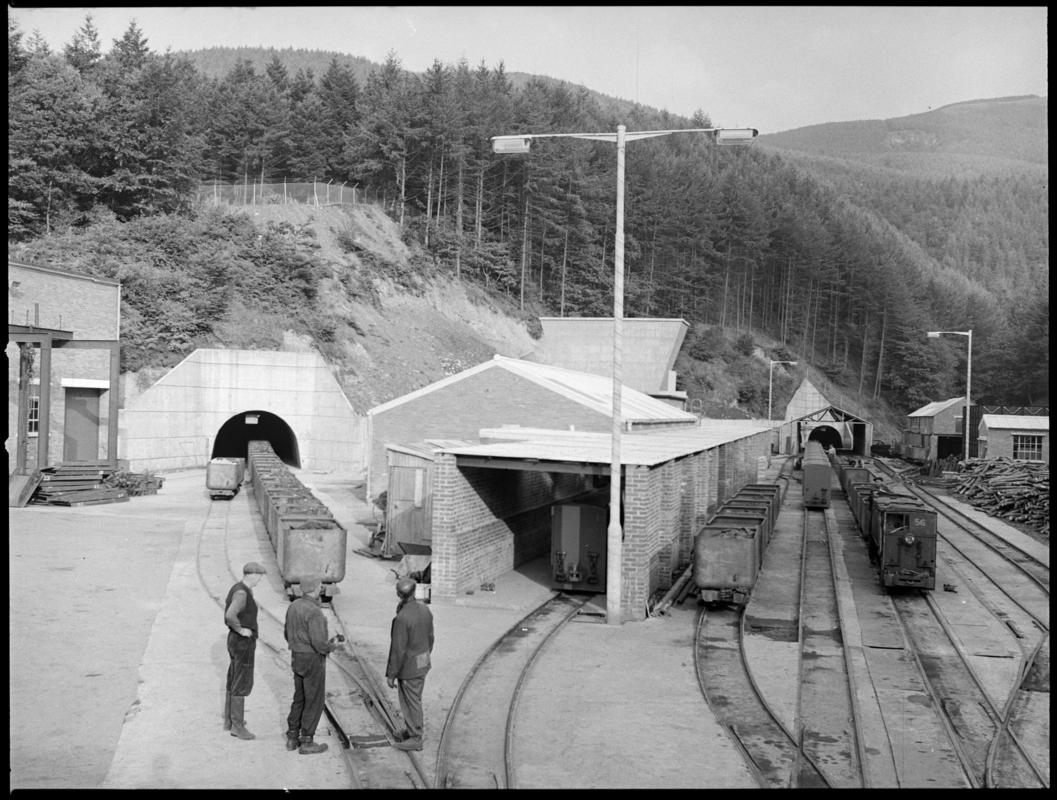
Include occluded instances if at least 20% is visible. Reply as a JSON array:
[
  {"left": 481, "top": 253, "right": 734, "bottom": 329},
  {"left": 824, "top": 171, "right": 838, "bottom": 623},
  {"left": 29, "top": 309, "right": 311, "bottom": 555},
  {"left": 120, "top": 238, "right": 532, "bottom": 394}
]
[
  {"left": 386, "top": 577, "right": 434, "bottom": 752},
  {"left": 284, "top": 575, "right": 340, "bottom": 754},
  {"left": 224, "top": 561, "right": 267, "bottom": 740}
]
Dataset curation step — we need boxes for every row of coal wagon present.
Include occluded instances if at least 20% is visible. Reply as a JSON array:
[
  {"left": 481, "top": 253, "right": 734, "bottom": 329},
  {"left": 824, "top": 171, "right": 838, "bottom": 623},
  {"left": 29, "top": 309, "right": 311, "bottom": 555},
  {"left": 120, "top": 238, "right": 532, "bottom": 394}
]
[
  {"left": 829, "top": 452, "right": 937, "bottom": 590},
  {"left": 693, "top": 482, "right": 782, "bottom": 606},
  {"left": 207, "top": 442, "right": 347, "bottom": 600}
]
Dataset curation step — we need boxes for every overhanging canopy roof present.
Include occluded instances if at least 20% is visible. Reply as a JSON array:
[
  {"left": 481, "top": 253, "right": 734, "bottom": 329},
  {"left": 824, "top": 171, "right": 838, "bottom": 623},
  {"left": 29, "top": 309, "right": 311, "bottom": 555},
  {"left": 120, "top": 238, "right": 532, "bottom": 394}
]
[{"left": 437, "top": 421, "right": 773, "bottom": 474}]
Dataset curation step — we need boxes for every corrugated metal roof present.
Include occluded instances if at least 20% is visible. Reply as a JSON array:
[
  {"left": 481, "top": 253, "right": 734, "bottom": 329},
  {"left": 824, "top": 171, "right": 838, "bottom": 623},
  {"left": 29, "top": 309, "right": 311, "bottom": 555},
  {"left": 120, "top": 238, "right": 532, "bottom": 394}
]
[
  {"left": 385, "top": 439, "right": 476, "bottom": 459},
  {"left": 367, "top": 354, "right": 697, "bottom": 424},
  {"left": 981, "top": 415, "right": 1049, "bottom": 431},
  {"left": 908, "top": 397, "right": 964, "bottom": 417},
  {"left": 493, "top": 355, "right": 696, "bottom": 423},
  {"left": 440, "top": 420, "right": 773, "bottom": 467}
]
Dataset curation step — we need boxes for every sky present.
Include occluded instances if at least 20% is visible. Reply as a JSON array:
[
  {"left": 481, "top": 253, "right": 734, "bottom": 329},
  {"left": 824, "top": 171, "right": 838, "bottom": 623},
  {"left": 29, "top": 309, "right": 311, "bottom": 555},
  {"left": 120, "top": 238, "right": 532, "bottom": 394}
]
[{"left": 8, "top": 5, "right": 1049, "bottom": 134}]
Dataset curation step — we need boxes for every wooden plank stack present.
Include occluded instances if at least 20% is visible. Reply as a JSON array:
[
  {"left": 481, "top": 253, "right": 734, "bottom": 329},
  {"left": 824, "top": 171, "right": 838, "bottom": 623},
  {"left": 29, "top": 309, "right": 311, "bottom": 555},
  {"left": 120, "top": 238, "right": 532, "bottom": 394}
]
[
  {"left": 950, "top": 457, "right": 1049, "bottom": 536},
  {"left": 31, "top": 462, "right": 129, "bottom": 506}
]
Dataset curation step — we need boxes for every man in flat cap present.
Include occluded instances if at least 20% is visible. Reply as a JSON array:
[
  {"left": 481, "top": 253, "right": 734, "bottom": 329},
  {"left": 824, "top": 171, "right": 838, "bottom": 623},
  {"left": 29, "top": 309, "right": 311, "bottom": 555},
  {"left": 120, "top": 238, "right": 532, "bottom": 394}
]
[
  {"left": 223, "top": 561, "right": 267, "bottom": 739},
  {"left": 284, "top": 575, "right": 341, "bottom": 754},
  {"left": 386, "top": 577, "right": 434, "bottom": 751}
]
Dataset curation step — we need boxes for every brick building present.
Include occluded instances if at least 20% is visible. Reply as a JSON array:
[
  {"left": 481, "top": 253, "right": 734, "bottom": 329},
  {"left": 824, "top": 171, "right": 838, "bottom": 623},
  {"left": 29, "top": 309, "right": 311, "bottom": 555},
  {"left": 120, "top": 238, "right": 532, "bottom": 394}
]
[
  {"left": 427, "top": 423, "right": 773, "bottom": 622},
  {"left": 7, "top": 262, "right": 121, "bottom": 476},
  {"left": 366, "top": 354, "right": 698, "bottom": 501}
]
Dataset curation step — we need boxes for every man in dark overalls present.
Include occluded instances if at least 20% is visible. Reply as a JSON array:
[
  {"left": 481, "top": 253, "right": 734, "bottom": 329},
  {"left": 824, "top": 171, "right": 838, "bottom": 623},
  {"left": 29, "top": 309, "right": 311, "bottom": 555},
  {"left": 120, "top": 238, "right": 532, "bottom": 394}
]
[
  {"left": 386, "top": 577, "right": 434, "bottom": 751},
  {"left": 223, "top": 561, "right": 266, "bottom": 740},
  {"left": 284, "top": 575, "right": 340, "bottom": 754}
]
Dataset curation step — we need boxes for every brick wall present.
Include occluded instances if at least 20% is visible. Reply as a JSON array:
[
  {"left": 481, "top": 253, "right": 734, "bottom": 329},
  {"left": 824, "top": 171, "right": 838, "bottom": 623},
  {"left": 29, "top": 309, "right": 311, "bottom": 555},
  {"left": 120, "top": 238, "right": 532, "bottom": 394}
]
[
  {"left": 8, "top": 264, "right": 120, "bottom": 474},
  {"left": 621, "top": 457, "right": 689, "bottom": 619},
  {"left": 431, "top": 454, "right": 590, "bottom": 596},
  {"left": 431, "top": 429, "right": 775, "bottom": 621},
  {"left": 8, "top": 263, "right": 120, "bottom": 338},
  {"left": 369, "top": 366, "right": 612, "bottom": 499}
]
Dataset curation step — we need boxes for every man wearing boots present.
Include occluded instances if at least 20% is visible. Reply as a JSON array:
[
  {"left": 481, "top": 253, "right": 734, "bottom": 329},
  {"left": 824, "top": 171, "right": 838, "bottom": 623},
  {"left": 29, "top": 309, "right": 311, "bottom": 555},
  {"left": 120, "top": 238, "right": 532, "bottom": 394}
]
[
  {"left": 386, "top": 577, "right": 434, "bottom": 752},
  {"left": 223, "top": 561, "right": 267, "bottom": 740},
  {"left": 284, "top": 575, "right": 340, "bottom": 754}
]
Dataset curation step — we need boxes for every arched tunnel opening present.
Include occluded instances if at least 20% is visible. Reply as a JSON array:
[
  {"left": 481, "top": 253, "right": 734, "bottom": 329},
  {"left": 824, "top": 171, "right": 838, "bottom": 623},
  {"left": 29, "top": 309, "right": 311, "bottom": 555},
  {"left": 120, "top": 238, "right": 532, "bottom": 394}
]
[
  {"left": 211, "top": 410, "right": 301, "bottom": 467},
  {"left": 806, "top": 425, "right": 843, "bottom": 451}
]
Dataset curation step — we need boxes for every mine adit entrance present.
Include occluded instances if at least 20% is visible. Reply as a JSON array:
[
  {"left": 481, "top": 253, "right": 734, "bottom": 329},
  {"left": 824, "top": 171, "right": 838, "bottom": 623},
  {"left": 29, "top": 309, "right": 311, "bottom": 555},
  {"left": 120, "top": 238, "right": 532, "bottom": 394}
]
[
  {"left": 211, "top": 410, "right": 301, "bottom": 467},
  {"left": 805, "top": 424, "right": 844, "bottom": 452}
]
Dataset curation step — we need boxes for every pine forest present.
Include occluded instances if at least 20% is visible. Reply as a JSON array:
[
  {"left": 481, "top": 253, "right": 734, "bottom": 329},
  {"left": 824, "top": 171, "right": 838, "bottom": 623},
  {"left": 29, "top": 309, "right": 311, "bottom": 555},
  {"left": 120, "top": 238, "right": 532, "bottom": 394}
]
[{"left": 7, "top": 19, "right": 1049, "bottom": 415}]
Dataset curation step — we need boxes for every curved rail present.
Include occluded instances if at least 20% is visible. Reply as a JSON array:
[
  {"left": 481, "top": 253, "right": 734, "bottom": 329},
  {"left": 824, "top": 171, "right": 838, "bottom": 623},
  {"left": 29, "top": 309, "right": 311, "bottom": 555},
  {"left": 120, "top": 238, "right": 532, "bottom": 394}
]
[
  {"left": 696, "top": 604, "right": 831, "bottom": 788},
  {"left": 984, "top": 632, "right": 1050, "bottom": 788},
  {"left": 503, "top": 595, "right": 591, "bottom": 789},
  {"left": 433, "top": 593, "right": 588, "bottom": 789}
]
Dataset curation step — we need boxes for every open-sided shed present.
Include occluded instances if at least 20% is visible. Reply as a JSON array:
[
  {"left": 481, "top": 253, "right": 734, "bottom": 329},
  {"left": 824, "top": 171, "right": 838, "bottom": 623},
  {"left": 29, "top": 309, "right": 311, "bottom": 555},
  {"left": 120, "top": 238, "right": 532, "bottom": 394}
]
[
  {"left": 422, "top": 421, "right": 773, "bottom": 623},
  {"left": 775, "top": 404, "right": 873, "bottom": 455}
]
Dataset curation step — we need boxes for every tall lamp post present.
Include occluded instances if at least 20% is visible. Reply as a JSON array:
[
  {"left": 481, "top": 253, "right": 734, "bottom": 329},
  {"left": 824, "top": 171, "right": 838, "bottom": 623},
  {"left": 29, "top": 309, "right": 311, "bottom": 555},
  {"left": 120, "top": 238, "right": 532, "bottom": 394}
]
[
  {"left": 493, "top": 125, "right": 758, "bottom": 624},
  {"left": 768, "top": 360, "right": 798, "bottom": 422},
  {"left": 926, "top": 329, "right": 973, "bottom": 461}
]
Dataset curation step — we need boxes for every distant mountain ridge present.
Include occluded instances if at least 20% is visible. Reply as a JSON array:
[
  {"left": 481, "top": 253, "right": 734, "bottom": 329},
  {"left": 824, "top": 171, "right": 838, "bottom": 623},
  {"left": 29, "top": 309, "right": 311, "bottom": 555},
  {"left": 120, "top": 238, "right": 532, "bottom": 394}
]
[{"left": 758, "top": 95, "right": 1047, "bottom": 174}]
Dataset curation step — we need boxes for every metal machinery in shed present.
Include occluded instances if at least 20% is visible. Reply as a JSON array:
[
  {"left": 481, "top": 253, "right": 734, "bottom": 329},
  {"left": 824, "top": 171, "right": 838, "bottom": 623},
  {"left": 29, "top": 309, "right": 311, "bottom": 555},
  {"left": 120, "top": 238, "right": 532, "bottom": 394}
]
[{"left": 550, "top": 491, "right": 609, "bottom": 593}]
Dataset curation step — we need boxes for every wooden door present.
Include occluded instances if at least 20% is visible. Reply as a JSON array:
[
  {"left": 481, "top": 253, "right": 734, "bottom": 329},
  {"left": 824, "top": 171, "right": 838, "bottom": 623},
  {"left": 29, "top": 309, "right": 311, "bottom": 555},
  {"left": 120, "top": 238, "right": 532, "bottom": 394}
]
[
  {"left": 63, "top": 388, "right": 100, "bottom": 463},
  {"left": 386, "top": 465, "right": 430, "bottom": 550}
]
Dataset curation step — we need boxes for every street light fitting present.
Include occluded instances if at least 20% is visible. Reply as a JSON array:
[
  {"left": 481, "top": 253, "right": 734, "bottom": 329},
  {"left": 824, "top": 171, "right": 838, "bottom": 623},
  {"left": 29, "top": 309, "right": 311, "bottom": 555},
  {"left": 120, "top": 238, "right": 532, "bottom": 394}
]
[
  {"left": 490, "top": 121, "right": 757, "bottom": 624},
  {"left": 926, "top": 331, "right": 942, "bottom": 338},
  {"left": 491, "top": 136, "right": 531, "bottom": 154},
  {"left": 715, "top": 127, "right": 759, "bottom": 146}
]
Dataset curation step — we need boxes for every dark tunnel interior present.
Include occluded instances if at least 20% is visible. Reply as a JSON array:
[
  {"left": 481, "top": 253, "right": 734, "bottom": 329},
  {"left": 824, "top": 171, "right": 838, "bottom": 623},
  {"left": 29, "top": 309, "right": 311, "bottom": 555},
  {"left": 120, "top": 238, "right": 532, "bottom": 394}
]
[
  {"left": 806, "top": 425, "right": 843, "bottom": 451},
  {"left": 211, "top": 410, "right": 301, "bottom": 467}
]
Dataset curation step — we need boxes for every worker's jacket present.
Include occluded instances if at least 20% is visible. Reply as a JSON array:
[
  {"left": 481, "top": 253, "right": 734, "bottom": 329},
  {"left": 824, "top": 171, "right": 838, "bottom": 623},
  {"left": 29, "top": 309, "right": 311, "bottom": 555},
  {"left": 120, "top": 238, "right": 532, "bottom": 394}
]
[{"left": 386, "top": 598, "right": 434, "bottom": 680}]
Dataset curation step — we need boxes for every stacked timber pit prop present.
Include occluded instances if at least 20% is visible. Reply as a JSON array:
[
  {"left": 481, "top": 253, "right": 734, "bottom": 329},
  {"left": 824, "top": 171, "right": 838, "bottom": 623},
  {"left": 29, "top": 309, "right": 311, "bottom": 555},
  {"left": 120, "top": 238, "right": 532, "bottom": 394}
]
[
  {"left": 950, "top": 457, "right": 1049, "bottom": 536},
  {"left": 20, "top": 462, "right": 164, "bottom": 507}
]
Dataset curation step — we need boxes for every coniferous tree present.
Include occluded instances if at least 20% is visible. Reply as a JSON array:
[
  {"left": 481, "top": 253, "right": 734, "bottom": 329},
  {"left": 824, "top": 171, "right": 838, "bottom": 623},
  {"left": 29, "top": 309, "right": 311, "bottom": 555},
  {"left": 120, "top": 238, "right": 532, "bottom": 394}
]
[
  {"left": 63, "top": 14, "right": 102, "bottom": 75},
  {"left": 9, "top": 51, "right": 100, "bottom": 236}
]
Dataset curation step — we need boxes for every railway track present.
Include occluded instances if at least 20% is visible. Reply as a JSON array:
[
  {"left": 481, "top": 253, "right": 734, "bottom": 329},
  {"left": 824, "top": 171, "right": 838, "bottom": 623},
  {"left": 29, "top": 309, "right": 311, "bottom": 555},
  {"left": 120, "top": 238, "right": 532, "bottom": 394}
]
[
  {"left": 797, "top": 508, "right": 863, "bottom": 787},
  {"left": 433, "top": 592, "right": 589, "bottom": 789},
  {"left": 695, "top": 605, "right": 830, "bottom": 788},
  {"left": 826, "top": 467, "right": 971, "bottom": 787},
  {"left": 861, "top": 459, "right": 1050, "bottom": 788},
  {"left": 195, "top": 485, "right": 426, "bottom": 789},
  {"left": 695, "top": 476, "right": 833, "bottom": 789}
]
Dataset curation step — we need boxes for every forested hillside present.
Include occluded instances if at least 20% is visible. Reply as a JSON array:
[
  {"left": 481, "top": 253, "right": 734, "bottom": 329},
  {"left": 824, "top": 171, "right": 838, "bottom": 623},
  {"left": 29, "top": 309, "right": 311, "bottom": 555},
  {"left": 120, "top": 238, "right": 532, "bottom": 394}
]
[
  {"left": 7, "top": 17, "right": 1049, "bottom": 417},
  {"left": 758, "top": 96, "right": 1048, "bottom": 302}
]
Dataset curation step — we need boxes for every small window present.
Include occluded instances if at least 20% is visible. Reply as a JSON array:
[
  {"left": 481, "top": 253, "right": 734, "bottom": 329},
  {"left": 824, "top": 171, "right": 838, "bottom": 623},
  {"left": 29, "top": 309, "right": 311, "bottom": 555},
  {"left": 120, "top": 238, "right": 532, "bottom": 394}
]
[
  {"left": 27, "top": 389, "right": 40, "bottom": 436},
  {"left": 1012, "top": 434, "right": 1043, "bottom": 462}
]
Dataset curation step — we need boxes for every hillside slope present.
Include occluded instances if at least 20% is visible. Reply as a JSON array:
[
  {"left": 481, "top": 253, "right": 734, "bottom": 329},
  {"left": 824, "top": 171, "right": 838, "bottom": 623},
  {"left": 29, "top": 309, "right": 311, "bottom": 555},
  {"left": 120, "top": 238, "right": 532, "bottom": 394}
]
[
  {"left": 208, "top": 203, "right": 538, "bottom": 412},
  {"left": 215, "top": 203, "right": 907, "bottom": 440}
]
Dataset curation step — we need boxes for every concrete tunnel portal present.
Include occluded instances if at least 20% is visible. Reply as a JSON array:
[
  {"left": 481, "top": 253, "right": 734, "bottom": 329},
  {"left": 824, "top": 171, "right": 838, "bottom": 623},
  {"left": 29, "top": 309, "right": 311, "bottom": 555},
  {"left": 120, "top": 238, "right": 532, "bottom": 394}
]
[
  {"left": 806, "top": 424, "right": 844, "bottom": 451},
  {"left": 211, "top": 410, "right": 301, "bottom": 467}
]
